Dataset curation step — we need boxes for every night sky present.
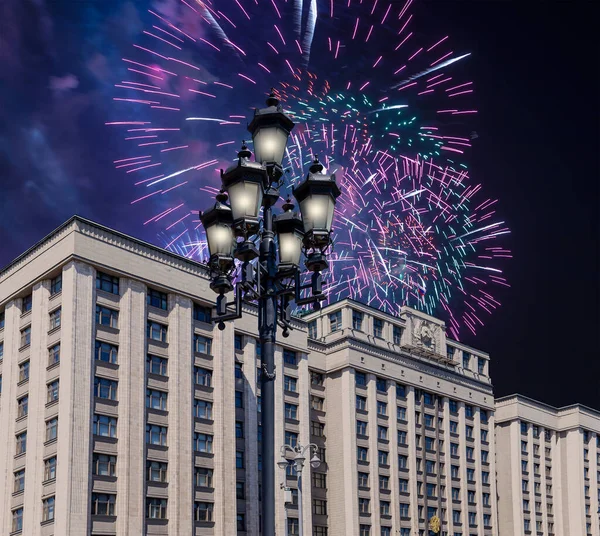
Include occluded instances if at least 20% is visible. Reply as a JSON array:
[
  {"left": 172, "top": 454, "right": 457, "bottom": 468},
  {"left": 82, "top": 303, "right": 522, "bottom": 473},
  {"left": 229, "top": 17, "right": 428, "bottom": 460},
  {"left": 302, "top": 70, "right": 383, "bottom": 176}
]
[{"left": 1, "top": 1, "right": 598, "bottom": 408}]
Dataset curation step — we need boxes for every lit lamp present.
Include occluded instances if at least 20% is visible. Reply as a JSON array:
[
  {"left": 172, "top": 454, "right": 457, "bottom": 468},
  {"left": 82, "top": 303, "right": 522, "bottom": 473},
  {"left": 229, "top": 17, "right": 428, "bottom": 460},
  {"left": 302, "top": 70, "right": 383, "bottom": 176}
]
[
  {"left": 274, "top": 198, "right": 305, "bottom": 273},
  {"left": 293, "top": 157, "right": 341, "bottom": 271},
  {"left": 247, "top": 91, "right": 295, "bottom": 176},
  {"left": 199, "top": 191, "right": 235, "bottom": 293}
]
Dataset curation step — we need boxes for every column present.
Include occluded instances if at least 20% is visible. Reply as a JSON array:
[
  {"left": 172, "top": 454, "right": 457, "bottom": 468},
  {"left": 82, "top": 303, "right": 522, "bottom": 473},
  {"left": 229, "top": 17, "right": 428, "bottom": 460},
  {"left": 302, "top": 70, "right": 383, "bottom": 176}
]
[
  {"left": 406, "top": 386, "right": 419, "bottom": 532},
  {"left": 366, "top": 373, "right": 381, "bottom": 536},
  {"left": 488, "top": 412, "right": 499, "bottom": 536},
  {"left": 298, "top": 351, "right": 313, "bottom": 534},
  {"left": 116, "top": 279, "right": 146, "bottom": 536},
  {"left": 474, "top": 407, "right": 484, "bottom": 536}
]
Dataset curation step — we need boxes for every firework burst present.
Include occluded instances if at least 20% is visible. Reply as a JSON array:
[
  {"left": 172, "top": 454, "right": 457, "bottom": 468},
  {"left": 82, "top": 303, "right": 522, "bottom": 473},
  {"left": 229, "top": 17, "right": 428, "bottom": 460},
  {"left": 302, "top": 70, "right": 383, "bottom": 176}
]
[{"left": 107, "top": 0, "right": 511, "bottom": 338}]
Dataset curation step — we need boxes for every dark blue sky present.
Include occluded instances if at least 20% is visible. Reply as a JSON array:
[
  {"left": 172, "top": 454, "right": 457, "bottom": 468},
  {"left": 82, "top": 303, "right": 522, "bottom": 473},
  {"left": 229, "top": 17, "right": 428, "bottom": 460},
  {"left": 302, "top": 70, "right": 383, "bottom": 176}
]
[{"left": 1, "top": 0, "right": 598, "bottom": 407}]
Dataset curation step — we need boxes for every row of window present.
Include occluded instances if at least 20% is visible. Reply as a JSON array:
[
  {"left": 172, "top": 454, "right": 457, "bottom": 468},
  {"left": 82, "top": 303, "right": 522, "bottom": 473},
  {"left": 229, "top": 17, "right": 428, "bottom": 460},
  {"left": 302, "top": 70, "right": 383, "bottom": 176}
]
[
  {"left": 15, "top": 418, "right": 58, "bottom": 455},
  {"left": 11, "top": 497, "right": 55, "bottom": 531}
]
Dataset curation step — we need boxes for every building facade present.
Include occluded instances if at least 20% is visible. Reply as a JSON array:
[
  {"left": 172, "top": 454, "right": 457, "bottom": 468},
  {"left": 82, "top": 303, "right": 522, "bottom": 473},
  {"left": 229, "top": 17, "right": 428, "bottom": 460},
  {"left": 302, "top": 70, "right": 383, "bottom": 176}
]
[
  {"left": 0, "top": 216, "right": 595, "bottom": 536},
  {"left": 495, "top": 395, "right": 600, "bottom": 536}
]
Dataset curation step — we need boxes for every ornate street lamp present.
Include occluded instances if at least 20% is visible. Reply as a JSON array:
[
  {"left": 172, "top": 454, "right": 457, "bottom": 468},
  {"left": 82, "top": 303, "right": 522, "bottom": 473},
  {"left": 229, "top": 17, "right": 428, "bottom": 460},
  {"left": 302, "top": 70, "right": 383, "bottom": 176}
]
[{"left": 199, "top": 91, "right": 341, "bottom": 536}]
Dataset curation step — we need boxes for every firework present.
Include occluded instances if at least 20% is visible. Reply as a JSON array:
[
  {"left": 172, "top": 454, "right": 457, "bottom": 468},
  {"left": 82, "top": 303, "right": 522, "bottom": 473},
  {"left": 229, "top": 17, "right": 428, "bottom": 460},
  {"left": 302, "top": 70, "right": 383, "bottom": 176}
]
[{"left": 107, "top": 0, "right": 511, "bottom": 339}]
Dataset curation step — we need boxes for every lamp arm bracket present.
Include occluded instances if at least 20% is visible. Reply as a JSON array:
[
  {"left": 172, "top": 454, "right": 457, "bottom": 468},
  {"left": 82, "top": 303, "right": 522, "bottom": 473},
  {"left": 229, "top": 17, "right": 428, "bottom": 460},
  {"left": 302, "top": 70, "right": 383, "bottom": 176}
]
[{"left": 261, "top": 362, "right": 276, "bottom": 382}]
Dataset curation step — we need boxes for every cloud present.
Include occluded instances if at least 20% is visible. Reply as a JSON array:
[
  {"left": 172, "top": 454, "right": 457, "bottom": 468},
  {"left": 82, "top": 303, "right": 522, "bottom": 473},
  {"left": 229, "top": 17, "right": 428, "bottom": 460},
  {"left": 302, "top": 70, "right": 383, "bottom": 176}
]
[{"left": 49, "top": 74, "right": 79, "bottom": 92}]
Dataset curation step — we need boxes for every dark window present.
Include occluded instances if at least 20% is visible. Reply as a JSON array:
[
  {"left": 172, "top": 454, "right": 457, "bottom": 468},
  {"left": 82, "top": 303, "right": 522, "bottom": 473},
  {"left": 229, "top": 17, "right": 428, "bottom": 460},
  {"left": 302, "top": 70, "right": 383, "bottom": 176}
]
[
  {"left": 95, "top": 341, "right": 118, "bottom": 363},
  {"left": 236, "top": 421, "right": 244, "bottom": 439},
  {"left": 91, "top": 493, "right": 116, "bottom": 516},
  {"left": 194, "top": 304, "right": 212, "bottom": 322},
  {"left": 308, "top": 320, "right": 317, "bottom": 338},
  {"left": 196, "top": 467, "right": 213, "bottom": 487},
  {"left": 449, "top": 399, "right": 458, "bottom": 413},
  {"left": 146, "top": 498, "right": 167, "bottom": 519},
  {"left": 148, "top": 461, "right": 168, "bottom": 483},
  {"left": 147, "top": 288, "right": 168, "bottom": 310},
  {"left": 45, "top": 418, "right": 58, "bottom": 442},
  {"left": 18, "top": 360, "right": 30, "bottom": 381},
  {"left": 312, "top": 472, "right": 327, "bottom": 488},
  {"left": 376, "top": 377, "right": 387, "bottom": 392},
  {"left": 96, "top": 272, "right": 119, "bottom": 294},
  {"left": 147, "top": 425, "right": 168, "bottom": 446},
  {"left": 235, "top": 362, "right": 243, "bottom": 379},
  {"left": 235, "top": 390, "right": 244, "bottom": 408},
  {"left": 236, "top": 451, "right": 244, "bottom": 468},
  {"left": 194, "top": 399, "right": 213, "bottom": 419},
  {"left": 147, "top": 321, "right": 168, "bottom": 342},
  {"left": 237, "top": 513, "right": 246, "bottom": 531},
  {"left": 234, "top": 334, "right": 243, "bottom": 350},
  {"left": 22, "top": 294, "right": 33, "bottom": 313},
  {"left": 20, "top": 326, "right": 31, "bottom": 348},
  {"left": 146, "top": 354, "right": 168, "bottom": 376},
  {"left": 373, "top": 317, "right": 384, "bottom": 337},
  {"left": 465, "top": 405, "right": 474, "bottom": 418},
  {"left": 355, "top": 371, "right": 367, "bottom": 386},
  {"left": 478, "top": 357, "right": 485, "bottom": 374},
  {"left": 93, "top": 414, "right": 117, "bottom": 438},
  {"left": 94, "top": 377, "right": 118, "bottom": 400},
  {"left": 194, "top": 334, "right": 211, "bottom": 354},
  {"left": 48, "top": 343, "right": 60, "bottom": 366},
  {"left": 284, "top": 375, "right": 297, "bottom": 392},
  {"left": 14, "top": 469, "right": 25, "bottom": 493},
  {"left": 16, "top": 432, "right": 27, "bottom": 455},
  {"left": 146, "top": 389, "right": 168, "bottom": 411},
  {"left": 311, "top": 371, "right": 324, "bottom": 386},
  {"left": 92, "top": 454, "right": 116, "bottom": 476},
  {"left": 194, "top": 433, "right": 213, "bottom": 453},
  {"left": 393, "top": 325, "right": 402, "bottom": 344},
  {"left": 0, "top": 310, "right": 4, "bottom": 329},
  {"left": 396, "top": 383, "right": 406, "bottom": 397},
  {"left": 47, "top": 380, "right": 59, "bottom": 403},
  {"left": 283, "top": 349, "right": 297, "bottom": 365},
  {"left": 462, "top": 351, "right": 470, "bottom": 369},
  {"left": 352, "top": 310, "right": 364, "bottom": 330},
  {"left": 285, "top": 403, "right": 298, "bottom": 420},
  {"left": 44, "top": 456, "right": 58, "bottom": 480},
  {"left": 50, "top": 274, "right": 62, "bottom": 296},
  {"left": 194, "top": 501, "right": 213, "bottom": 521},
  {"left": 96, "top": 305, "right": 118, "bottom": 328},
  {"left": 329, "top": 311, "right": 342, "bottom": 332},
  {"left": 194, "top": 366, "right": 212, "bottom": 387}
]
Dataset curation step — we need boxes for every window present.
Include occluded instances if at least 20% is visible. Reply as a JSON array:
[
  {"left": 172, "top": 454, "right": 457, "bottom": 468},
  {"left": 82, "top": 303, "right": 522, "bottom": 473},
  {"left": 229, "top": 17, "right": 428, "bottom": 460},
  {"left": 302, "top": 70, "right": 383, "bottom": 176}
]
[
  {"left": 381, "top": 528, "right": 391, "bottom": 536},
  {"left": 468, "top": 490, "right": 476, "bottom": 504},
  {"left": 95, "top": 341, "right": 117, "bottom": 363},
  {"left": 41, "top": 456, "right": 58, "bottom": 482},
  {"left": 376, "top": 377, "right": 387, "bottom": 392},
  {"left": 399, "top": 478, "right": 409, "bottom": 492},
  {"left": 147, "top": 498, "right": 167, "bottom": 519},
  {"left": 483, "top": 514, "right": 491, "bottom": 527},
  {"left": 193, "top": 501, "right": 213, "bottom": 522},
  {"left": 146, "top": 389, "right": 168, "bottom": 411},
  {"left": 91, "top": 493, "right": 116, "bottom": 516},
  {"left": 16, "top": 431, "right": 27, "bottom": 456},
  {"left": 49, "top": 308, "right": 61, "bottom": 330},
  {"left": 48, "top": 343, "right": 60, "bottom": 366},
  {"left": 466, "top": 468, "right": 475, "bottom": 482},
  {"left": 93, "top": 414, "right": 117, "bottom": 438},
  {"left": 451, "top": 442, "right": 459, "bottom": 456},
  {"left": 359, "top": 525, "right": 371, "bottom": 536},
  {"left": 0, "top": 341, "right": 3, "bottom": 361},
  {"left": 462, "top": 352, "right": 470, "bottom": 369},
  {"left": 195, "top": 367, "right": 212, "bottom": 387},
  {"left": 425, "top": 437, "right": 436, "bottom": 451},
  {"left": 522, "top": 479, "right": 528, "bottom": 492},
  {"left": 311, "top": 371, "right": 324, "bottom": 386},
  {"left": 393, "top": 325, "right": 402, "bottom": 345},
  {"left": 396, "top": 383, "right": 406, "bottom": 397},
  {"left": 378, "top": 450, "right": 389, "bottom": 466},
  {"left": 147, "top": 321, "right": 167, "bottom": 342},
  {"left": 480, "top": 409, "right": 488, "bottom": 423},
  {"left": 373, "top": 317, "right": 384, "bottom": 337},
  {"left": 352, "top": 310, "right": 364, "bottom": 331},
  {"left": 468, "top": 512, "right": 476, "bottom": 526},
  {"left": 94, "top": 377, "right": 118, "bottom": 400},
  {"left": 40, "top": 495, "right": 55, "bottom": 522},
  {"left": 314, "top": 527, "right": 328, "bottom": 536},
  {"left": 397, "top": 406, "right": 406, "bottom": 420},
  {"left": 379, "top": 474, "right": 389, "bottom": 490},
  {"left": 452, "top": 487, "right": 460, "bottom": 500},
  {"left": 311, "top": 472, "right": 326, "bottom": 490},
  {"left": 356, "top": 395, "right": 367, "bottom": 411},
  {"left": 236, "top": 481, "right": 245, "bottom": 499},
  {"left": 235, "top": 362, "right": 243, "bottom": 379},
  {"left": 377, "top": 401, "right": 387, "bottom": 416},
  {"left": 451, "top": 465, "right": 459, "bottom": 478},
  {"left": 521, "top": 421, "right": 528, "bottom": 434},
  {"left": 453, "top": 510, "right": 461, "bottom": 523},
  {"left": 358, "top": 472, "right": 369, "bottom": 487},
  {"left": 329, "top": 310, "right": 342, "bottom": 332},
  {"left": 449, "top": 399, "right": 458, "bottom": 413},
  {"left": 427, "top": 483, "right": 437, "bottom": 497},
  {"left": 284, "top": 431, "right": 299, "bottom": 448},
  {"left": 481, "top": 450, "right": 489, "bottom": 463},
  {"left": 380, "top": 501, "right": 390, "bottom": 516},
  {"left": 20, "top": 326, "right": 31, "bottom": 348},
  {"left": 193, "top": 304, "right": 211, "bottom": 322},
  {"left": 378, "top": 425, "right": 388, "bottom": 440},
  {"left": 146, "top": 424, "right": 168, "bottom": 446},
  {"left": 311, "top": 421, "right": 325, "bottom": 437},
  {"left": 147, "top": 461, "right": 168, "bottom": 482},
  {"left": 464, "top": 404, "right": 473, "bottom": 418},
  {"left": 426, "top": 460, "right": 436, "bottom": 474},
  {"left": 466, "top": 447, "right": 475, "bottom": 461},
  {"left": 284, "top": 403, "right": 298, "bottom": 420},
  {"left": 96, "top": 272, "right": 119, "bottom": 294},
  {"left": 46, "top": 380, "right": 59, "bottom": 404},
  {"left": 399, "top": 503, "right": 410, "bottom": 517},
  {"left": 357, "top": 447, "right": 368, "bottom": 461},
  {"left": 482, "top": 471, "right": 489, "bottom": 484},
  {"left": 477, "top": 357, "right": 485, "bottom": 374},
  {"left": 355, "top": 371, "right": 367, "bottom": 386},
  {"left": 147, "top": 288, "right": 168, "bottom": 310},
  {"left": 22, "top": 294, "right": 33, "bottom": 313},
  {"left": 194, "top": 432, "right": 212, "bottom": 453},
  {"left": 96, "top": 305, "right": 118, "bottom": 328},
  {"left": 283, "top": 349, "right": 297, "bottom": 365},
  {"left": 524, "top": 519, "right": 530, "bottom": 532},
  {"left": 398, "top": 430, "right": 407, "bottom": 445},
  {"left": 14, "top": 469, "right": 25, "bottom": 493},
  {"left": 235, "top": 390, "right": 244, "bottom": 408},
  {"left": 237, "top": 513, "right": 246, "bottom": 531},
  {"left": 12, "top": 508, "right": 23, "bottom": 532},
  {"left": 17, "top": 395, "right": 28, "bottom": 418},
  {"left": 284, "top": 375, "right": 297, "bottom": 392},
  {"left": 194, "top": 399, "right": 213, "bottom": 419},
  {"left": 193, "top": 334, "right": 211, "bottom": 354},
  {"left": 313, "top": 498, "right": 327, "bottom": 515},
  {"left": 308, "top": 320, "right": 317, "bottom": 338},
  {"left": 146, "top": 354, "right": 168, "bottom": 376},
  {"left": 311, "top": 396, "right": 325, "bottom": 411},
  {"left": 45, "top": 418, "right": 58, "bottom": 442},
  {"left": 423, "top": 392, "right": 434, "bottom": 405},
  {"left": 92, "top": 453, "right": 116, "bottom": 476},
  {"left": 522, "top": 440, "right": 528, "bottom": 453},
  {"left": 481, "top": 429, "right": 488, "bottom": 442},
  {"left": 0, "top": 310, "right": 4, "bottom": 329},
  {"left": 398, "top": 454, "right": 408, "bottom": 469},
  {"left": 359, "top": 498, "right": 370, "bottom": 514},
  {"left": 466, "top": 425, "right": 473, "bottom": 438},
  {"left": 236, "top": 451, "right": 244, "bottom": 468},
  {"left": 424, "top": 414, "right": 434, "bottom": 427}
]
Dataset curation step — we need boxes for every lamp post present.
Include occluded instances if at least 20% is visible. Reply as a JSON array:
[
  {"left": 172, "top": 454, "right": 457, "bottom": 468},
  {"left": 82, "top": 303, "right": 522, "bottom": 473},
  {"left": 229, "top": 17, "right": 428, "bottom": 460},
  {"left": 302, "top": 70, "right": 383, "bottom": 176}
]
[
  {"left": 199, "top": 91, "right": 341, "bottom": 536},
  {"left": 278, "top": 443, "right": 321, "bottom": 536}
]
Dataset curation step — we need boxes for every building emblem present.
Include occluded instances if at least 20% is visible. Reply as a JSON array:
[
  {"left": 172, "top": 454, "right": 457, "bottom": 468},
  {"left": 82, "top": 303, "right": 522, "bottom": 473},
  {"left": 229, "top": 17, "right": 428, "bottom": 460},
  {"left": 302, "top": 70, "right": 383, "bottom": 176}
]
[
  {"left": 413, "top": 319, "right": 439, "bottom": 351},
  {"left": 428, "top": 515, "right": 441, "bottom": 533}
]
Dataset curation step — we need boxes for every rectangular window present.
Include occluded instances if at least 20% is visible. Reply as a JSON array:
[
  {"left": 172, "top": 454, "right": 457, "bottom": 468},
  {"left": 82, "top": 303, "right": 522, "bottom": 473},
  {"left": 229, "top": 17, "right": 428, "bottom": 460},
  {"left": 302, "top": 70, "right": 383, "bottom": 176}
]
[
  {"left": 357, "top": 447, "right": 368, "bottom": 462},
  {"left": 482, "top": 471, "right": 489, "bottom": 484},
  {"left": 356, "top": 420, "right": 368, "bottom": 436},
  {"left": 452, "top": 487, "right": 460, "bottom": 500},
  {"left": 237, "top": 514, "right": 246, "bottom": 531},
  {"left": 193, "top": 304, "right": 211, "bottom": 322},
  {"left": 468, "top": 512, "right": 476, "bottom": 525},
  {"left": 426, "top": 460, "right": 436, "bottom": 474},
  {"left": 358, "top": 498, "right": 370, "bottom": 514},
  {"left": 379, "top": 474, "right": 389, "bottom": 490},
  {"left": 451, "top": 465, "right": 459, "bottom": 479},
  {"left": 378, "top": 425, "right": 388, "bottom": 440},
  {"left": 376, "top": 377, "right": 387, "bottom": 392},
  {"left": 466, "top": 425, "right": 473, "bottom": 438},
  {"left": 308, "top": 320, "right": 317, "bottom": 338},
  {"left": 16, "top": 431, "right": 27, "bottom": 455},
  {"left": 393, "top": 325, "right": 402, "bottom": 345},
  {"left": 44, "top": 456, "right": 58, "bottom": 480},
  {"left": 467, "top": 468, "right": 475, "bottom": 482},
  {"left": 235, "top": 421, "right": 244, "bottom": 439},
  {"left": 288, "top": 518, "right": 299, "bottom": 535},
  {"left": 356, "top": 396, "right": 367, "bottom": 411},
  {"left": 399, "top": 503, "right": 410, "bottom": 517},
  {"left": 468, "top": 490, "right": 476, "bottom": 503},
  {"left": 17, "top": 395, "right": 28, "bottom": 418},
  {"left": 147, "top": 498, "right": 168, "bottom": 519},
  {"left": 20, "top": 326, "right": 31, "bottom": 348},
  {"left": 47, "top": 380, "right": 59, "bottom": 404},
  {"left": 194, "top": 399, "right": 213, "bottom": 420},
  {"left": 311, "top": 395, "right": 325, "bottom": 411},
  {"left": 398, "top": 430, "right": 407, "bottom": 445},
  {"left": 94, "top": 377, "right": 118, "bottom": 400},
  {"left": 147, "top": 321, "right": 167, "bottom": 342},
  {"left": 399, "top": 478, "right": 409, "bottom": 492},
  {"left": 194, "top": 432, "right": 213, "bottom": 453},
  {"left": 147, "top": 460, "right": 168, "bottom": 483},
  {"left": 235, "top": 361, "right": 243, "bottom": 379},
  {"left": 481, "top": 429, "right": 488, "bottom": 442},
  {"left": 283, "top": 349, "right": 297, "bottom": 365},
  {"left": 92, "top": 453, "right": 116, "bottom": 477},
  {"left": 352, "top": 310, "right": 364, "bottom": 331},
  {"left": 146, "top": 389, "right": 168, "bottom": 411},
  {"left": 95, "top": 341, "right": 117, "bottom": 363},
  {"left": 91, "top": 493, "right": 116, "bottom": 516},
  {"left": 22, "top": 294, "right": 33, "bottom": 313},
  {"left": 284, "top": 375, "right": 298, "bottom": 392},
  {"left": 355, "top": 371, "right": 367, "bottom": 386},
  {"left": 449, "top": 399, "right": 458, "bottom": 413},
  {"left": 380, "top": 501, "right": 390, "bottom": 516},
  {"left": 467, "top": 447, "right": 475, "bottom": 461},
  {"left": 423, "top": 392, "right": 434, "bottom": 405},
  {"left": 0, "top": 310, "right": 4, "bottom": 329},
  {"left": 193, "top": 467, "right": 213, "bottom": 488},
  {"left": 377, "top": 401, "right": 387, "bottom": 416},
  {"left": 478, "top": 357, "right": 485, "bottom": 374},
  {"left": 311, "top": 421, "right": 325, "bottom": 437},
  {"left": 195, "top": 366, "right": 212, "bottom": 387},
  {"left": 46, "top": 418, "right": 58, "bottom": 442},
  {"left": 285, "top": 431, "right": 298, "bottom": 447},
  {"left": 285, "top": 403, "right": 298, "bottom": 420},
  {"left": 378, "top": 450, "right": 389, "bottom": 466},
  {"left": 373, "top": 317, "right": 384, "bottom": 337},
  {"left": 424, "top": 414, "right": 434, "bottom": 427},
  {"left": 397, "top": 406, "right": 406, "bottom": 420},
  {"left": 236, "top": 481, "right": 245, "bottom": 499},
  {"left": 147, "top": 288, "right": 168, "bottom": 310},
  {"left": 462, "top": 351, "right": 470, "bottom": 369},
  {"left": 313, "top": 499, "right": 327, "bottom": 515},
  {"left": 194, "top": 501, "right": 213, "bottom": 521},
  {"left": 93, "top": 414, "right": 117, "bottom": 438},
  {"left": 482, "top": 450, "right": 489, "bottom": 463},
  {"left": 146, "top": 424, "right": 168, "bottom": 446},
  {"left": 42, "top": 496, "right": 55, "bottom": 522},
  {"left": 0, "top": 341, "right": 3, "bottom": 361},
  {"left": 398, "top": 455, "right": 408, "bottom": 469},
  {"left": 49, "top": 307, "right": 61, "bottom": 330},
  {"left": 311, "top": 371, "right": 324, "bottom": 386},
  {"left": 146, "top": 354, "right": 168, "bottom": 376},
  {"left": 96, "top": 272, "right": 119, "bottom": 294},
  {"left": 48, "top": 343, "right": 60, "bottom": 366},
  {"left": 96, "top": 305, "right": 119, "bottom": 328},
  {"left": 452, "top": 510, "right": 461, "bottom": 523},
  {"left": 329, "top": 310, "right": 342, "bottom": 332},
  {"left": 14, "top": 469, "right": 25, "bottom": 493},
  {"left": 358, "top": 472, "right": 369, "bottom": 487},
  {"left": 193, "top": 334, "right": 211, "bottom": 354},
  {"left": 236, "top": 451, "right": 245, "bottom": 469},
  {"left": 235, "top": 390, "right": 244, "bottom": 408},
  {"left": 465, "top": 405, "right": 473, "bottom": 418}
]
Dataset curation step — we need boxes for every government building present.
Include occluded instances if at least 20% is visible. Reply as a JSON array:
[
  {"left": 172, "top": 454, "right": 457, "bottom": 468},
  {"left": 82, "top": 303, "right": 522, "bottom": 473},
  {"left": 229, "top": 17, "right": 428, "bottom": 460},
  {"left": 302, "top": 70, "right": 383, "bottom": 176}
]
[{"left": 0, "top": 216, "right": 597, "bottom": 536}]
